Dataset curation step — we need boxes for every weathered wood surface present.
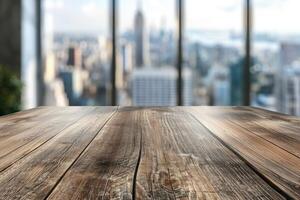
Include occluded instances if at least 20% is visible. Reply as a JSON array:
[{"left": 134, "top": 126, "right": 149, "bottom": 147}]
[
  {"left": 0, "top": 107, "right": 299, "bottom": 200},
  {"left": 135, "top": 108, "right": 284, "bottom": 199},
  {"left": 231, "top": 107, "right": 300, "bottom": 157},
  {"left": 187, "top": 107, "right": 300, "bottom": 199},
  {"left": 48, "top": 107, "right": 142, "bottom": 199},
  {"left": 0, "top": 107, "right": 116, "bottom": 199},
  {"left": 0, "top": 107, "right": 94, "bottom": 172}
]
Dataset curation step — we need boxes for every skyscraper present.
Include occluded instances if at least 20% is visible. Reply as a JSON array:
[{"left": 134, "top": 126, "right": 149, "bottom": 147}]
[
  {"left": 230, "top": 58, "right": 244, "bottom": 106},
  {"left": 134, "top": 2, "right": 147, "bottom": 67},
  {"left": 280, "top": 42, "right": 300, "bottom": 66},
  {"left": 276, "top": 64, "right": 300, "bottom": 116},
  {"left": 212, "top": 67, "right": 230, "bottom": 106},
  {"left": 131, "top": 67, "right": 192, "bottom": 106},
  {"left": 67, "top": 46, "right": 82, "bottom": 68}
]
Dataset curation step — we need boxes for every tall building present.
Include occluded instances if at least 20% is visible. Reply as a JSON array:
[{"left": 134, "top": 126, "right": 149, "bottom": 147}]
[
  {"left": 134, "top": 4, "right": 147, "bottom": 67},
  {"left": 277, "top": 64, "right": 300, "bottom": 116},
  {"left": 189, "top": 43, "right": 208, "bottom": 76},
  {"left": 44, "top": 79, "right": 68, "bottom": 106},
  {"left": 67, "top": 46, "right": 82, "bottom": 68},
  {"left": 276, "top": 42, "right": 300, "bottom": 115},
  {"left": 230, "top": 59, "right": 244, "bottom": 106},
  {"left": 59, "top": 68, "right": 84, "bottom": 105},
  {"left": 131, "top": 67, "right": 192, "bottom": 106},
  {"left": 120, "top": 41, "right": 134, "bottom": 76},
  {"left": 212, "top": 66, "right": 230, "bottom": 106},
  {"left": 280, "top": 42, "right": 300, "bottom": 66}
]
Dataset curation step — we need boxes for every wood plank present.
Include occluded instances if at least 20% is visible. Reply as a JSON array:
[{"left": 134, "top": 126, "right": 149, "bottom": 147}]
[
  {"left": 135, "top": 107, "right": 284, "bottom": 199},
  {"left": 242, "top": 106, "right": 300, "bottom": 122},
  {"left": 213, "top": 107, "right": 300, "bottom": 158},
  {"left": 47, "top": 107, "right": 142, "bottom": 200},
  {"left": 0, "top": 107, "right": 47, "bottom": 121},
  {"left": 0, "top": 107, "right": 94, "bottom": 172},
  {"left": 0, "top": 107, "right": 52, "bottom": 131},
  {"left": 187, "top": 107, "right": 300, "bottom": 199},
  {"left": 246, "top": 107, "right": 300, "bottom": 137},
  {"left": 0, "top": 107, "right": 116, "bottom": 200}
]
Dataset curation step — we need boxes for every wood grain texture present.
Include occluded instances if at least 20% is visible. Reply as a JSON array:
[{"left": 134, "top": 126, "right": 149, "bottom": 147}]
[
  {"left": 0, "top": 107, "right": 116, "bottom": 200},
  {"left": 245, "top": 106, "right": 300, "bottom": 122},
  {"left": 187, "top": 107, "right": 300, "bottom": 199},
  {"left": 134, "top": 107, "right": 284, "bottom": 199},
  {"left": 0, "top": 107, "right": 51, "bottom": 131},
  {"left": 0, "top": 107, "right": 299, "bottom": 199},
  {"left": 0, "top": 107, "right": 94, "bottom": 172},
  {"left": 47, "top": 107, "right": 142, "bottom": 200},
  {"left": 215, "top": 107, "right": 300, "bottom": 158}
]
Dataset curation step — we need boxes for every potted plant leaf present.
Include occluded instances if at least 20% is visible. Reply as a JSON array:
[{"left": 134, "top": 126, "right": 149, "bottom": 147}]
[{"left": 0, "top": 65, "right": 22, "bottom": 116}]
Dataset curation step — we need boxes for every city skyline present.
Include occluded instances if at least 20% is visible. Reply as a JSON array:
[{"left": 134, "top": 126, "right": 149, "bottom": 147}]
[{"left": 38, "top": 0, "right": 300, "bottom": 115}]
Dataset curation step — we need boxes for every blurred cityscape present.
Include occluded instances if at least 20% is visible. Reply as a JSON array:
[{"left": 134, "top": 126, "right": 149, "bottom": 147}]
[{"left": 3, "top": 0, "right": 300, "bottom": 116}]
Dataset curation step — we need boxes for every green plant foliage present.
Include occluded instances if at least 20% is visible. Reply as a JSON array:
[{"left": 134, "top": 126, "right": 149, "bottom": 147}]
[{"left": 0, "top": 65, "right": 22, "bottom": 115}]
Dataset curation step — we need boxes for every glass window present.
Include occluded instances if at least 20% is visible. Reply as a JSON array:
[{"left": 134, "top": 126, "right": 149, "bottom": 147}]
[
  {"left": 117, "top": 0, "right": 177, "bottom": 106},
  {"left": 252, "top": 0, "right": 300, "bottom": 115},
  {"left": 185, "top": 0, "right": 244, "bottom": 106},
  {"left": 43, "top": 0, "right": 110, "bottom": 106}
]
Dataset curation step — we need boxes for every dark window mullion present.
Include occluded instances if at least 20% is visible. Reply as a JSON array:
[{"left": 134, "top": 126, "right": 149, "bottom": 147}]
[
  {"left": 111, "top": 0, "right": 117, "bottom": 106},
  {"left": 176, "top": 0, "right": 184, "bottom": 106},
  {"left": 36, "top": 0, "right": 44, "bottom": 106},
  {"left": 244, "top": 0, "right": 252, "bottom": 106}
]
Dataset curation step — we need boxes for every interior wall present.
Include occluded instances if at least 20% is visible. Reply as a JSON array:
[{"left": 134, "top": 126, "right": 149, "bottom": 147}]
[{"left": 0, "top": 0, "right": 21, "bottom": 74}]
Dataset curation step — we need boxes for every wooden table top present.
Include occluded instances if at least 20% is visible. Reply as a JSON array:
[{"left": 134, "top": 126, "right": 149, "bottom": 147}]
[{"left": 0, "top": 107, "right": 299, "bottom": 200}]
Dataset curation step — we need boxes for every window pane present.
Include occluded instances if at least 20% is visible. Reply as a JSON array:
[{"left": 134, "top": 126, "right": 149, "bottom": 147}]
[
  {"left": 252, "top": 0, "right": 300, "bottom": 115},
  {"left": 117, "top": 0, "right": 177, "bottom": 106},
  {"left": 185, "top": 0, "right": 244, "bottom": 106},
  {"left": 43, "top": 0, "right": 110, "bottom": 106}
]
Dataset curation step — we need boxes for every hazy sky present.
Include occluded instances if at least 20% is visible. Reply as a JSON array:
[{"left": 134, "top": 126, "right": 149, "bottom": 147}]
[{"left": 44, "top": 0, "right": 300, "bottom": 35}]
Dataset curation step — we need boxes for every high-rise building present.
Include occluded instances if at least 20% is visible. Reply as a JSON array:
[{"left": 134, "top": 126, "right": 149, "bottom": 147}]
[
  {"left": 44, "top": 52, "right": 56, "bottom": 82},
  {"left": 131, "top": 67, "right": 192, "bottom": 106},
  {"left": 212, "top": 66, "right": 230, "bottom": 106},
  {"left": 276, "top": 42, "right": 300, "bottom": 115},
  {"left": 213, "top": 80, "right": 230, "bottom": 106},
  {"left": 59, "top": 68, "right": 84, "bottom": 105},
  {"left": 280, "top": 42, "right": 300, "bottom": 66},
  {"left": 134, "top": 5, "right": 147, "bottom": 67},
  {"left": 67, "top": 46, "right": 82, "bottom": 68},
  {"left": 44, "top": 79, "right": 68, "bottom": 106},
  {"left": 276, "top": 64, "right": 300, "bottom": 116},
  {"left": 120, "top": 41, "right": 134, "bottom": 76},
  {"left": 189, "top": 43, "right": 208, "bottom": 76},
  {"left": 230, "top": 59, "right": 244, "bottom": 105}
]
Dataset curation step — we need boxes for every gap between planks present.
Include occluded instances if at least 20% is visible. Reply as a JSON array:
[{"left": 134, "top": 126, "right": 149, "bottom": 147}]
[
  {"left": 132, "top": 120, "right": 143, "bottom": 200},
  {"left": 46, "top": 107, "right": 289, "bottom": 200},
  {"left": 0, "top": 107, "right": 117, "bottom": 200},
  {"left": 223, "top": 107, "right": 300, "bottom": 159},
  {"left": 2, "top": 107, "right": 292, "bottom": 200},
  {"left": 187, "top": 108, "right": 293, "bottom": 199},
  {"left": 45, "top": 107, "right": 144, "bottom": 200},
  {"left": 225, "top": 116, "right": 300, "bottom": 160},
  {"left": 44, "top": 107, "right": 119, "bottom": 200},
  {"left": 0, "top": 108, "right": 94, "bottom": 173}
]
